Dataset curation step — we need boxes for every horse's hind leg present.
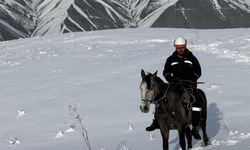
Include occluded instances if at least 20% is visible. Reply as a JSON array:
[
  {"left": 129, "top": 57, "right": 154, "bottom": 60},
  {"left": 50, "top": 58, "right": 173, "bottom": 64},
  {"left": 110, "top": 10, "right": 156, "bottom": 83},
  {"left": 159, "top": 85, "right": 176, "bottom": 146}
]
[
  {"left": 201, "top": 123, "right": 209, "bottom": 146},
  {"left": 201, "top": 109, "right": 210, "bottom": 146},
  {"left": 199, "top": 89, "right": 210, "bottom": 146},
  {"left": 185, "top": 127, "right": 192, "bottom": 148},
  {"left": 192, "top": 109, "right": 202, "bottom": 140}
]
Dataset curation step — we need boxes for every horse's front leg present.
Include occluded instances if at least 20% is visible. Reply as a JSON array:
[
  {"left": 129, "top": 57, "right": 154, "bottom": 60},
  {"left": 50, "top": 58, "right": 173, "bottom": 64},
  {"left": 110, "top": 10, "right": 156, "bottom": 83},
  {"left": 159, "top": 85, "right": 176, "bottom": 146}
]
[
  {"left": 160, "top": 129, "right": 169, "bottom": 150},
  {"left": 178, "top": 128, "right": 186, "bottom": 150},
  {"left": 185, "top": 127, "right": 192, "bottom": 148}
]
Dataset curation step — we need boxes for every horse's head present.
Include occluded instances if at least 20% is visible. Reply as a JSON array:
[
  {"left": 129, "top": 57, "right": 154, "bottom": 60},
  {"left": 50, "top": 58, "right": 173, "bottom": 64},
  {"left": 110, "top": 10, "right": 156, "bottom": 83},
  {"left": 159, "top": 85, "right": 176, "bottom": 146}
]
[{"left": 139, "top": 69, "right": 160, "bottom": 113}]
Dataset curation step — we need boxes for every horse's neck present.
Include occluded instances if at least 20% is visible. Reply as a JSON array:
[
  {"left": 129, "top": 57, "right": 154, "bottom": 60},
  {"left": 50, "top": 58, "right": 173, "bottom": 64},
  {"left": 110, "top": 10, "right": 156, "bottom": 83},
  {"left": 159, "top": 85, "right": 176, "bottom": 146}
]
[
  {"left": 160, "top": 90, "right": 181, "bottom": 111},
  {"left": 158, "top": 81, "right": 168, "bottom": 94},
  {"left": 153, "top": 94, "right": 163, "bottom": 105},
  {"left": 156, "top": 99, "right": 176, "bottom": 119}
]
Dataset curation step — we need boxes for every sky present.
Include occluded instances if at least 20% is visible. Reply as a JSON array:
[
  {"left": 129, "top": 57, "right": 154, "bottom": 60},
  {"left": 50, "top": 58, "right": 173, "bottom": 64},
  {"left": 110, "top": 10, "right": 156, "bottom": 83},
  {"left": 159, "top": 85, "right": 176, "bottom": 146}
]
[{"left": 0, "top": 28, "right": 250, "bottom": 150}]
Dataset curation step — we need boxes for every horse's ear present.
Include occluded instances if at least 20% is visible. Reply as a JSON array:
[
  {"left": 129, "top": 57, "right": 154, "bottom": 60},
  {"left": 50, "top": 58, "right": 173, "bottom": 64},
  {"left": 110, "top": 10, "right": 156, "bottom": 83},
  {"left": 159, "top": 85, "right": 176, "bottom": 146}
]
[
  {"left": 153, "top": 70, "right": 158, "bottom": 77},
  {"left": 141, "top": 69, "right": 146, "bottom": 78}
]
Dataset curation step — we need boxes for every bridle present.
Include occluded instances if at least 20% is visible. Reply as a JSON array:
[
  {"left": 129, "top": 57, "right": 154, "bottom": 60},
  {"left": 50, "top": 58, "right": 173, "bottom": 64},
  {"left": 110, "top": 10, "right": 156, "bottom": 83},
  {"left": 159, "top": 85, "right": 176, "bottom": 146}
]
[
  {"left": 141, "top": 86, "right": 167, "bottom": 104},
  {"left": 141, "top": 97, "right": 165, "bottom": 104},
  {"left": 141, "top": 77, "right": 172, "bottom": 104}
]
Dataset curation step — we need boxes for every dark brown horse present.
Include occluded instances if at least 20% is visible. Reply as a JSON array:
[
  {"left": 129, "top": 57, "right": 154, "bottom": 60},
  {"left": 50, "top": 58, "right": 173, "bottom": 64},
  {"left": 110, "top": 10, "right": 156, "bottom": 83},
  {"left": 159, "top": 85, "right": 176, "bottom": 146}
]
[{"left": 139, "top": 69, "right": 209, "bottom": 150}]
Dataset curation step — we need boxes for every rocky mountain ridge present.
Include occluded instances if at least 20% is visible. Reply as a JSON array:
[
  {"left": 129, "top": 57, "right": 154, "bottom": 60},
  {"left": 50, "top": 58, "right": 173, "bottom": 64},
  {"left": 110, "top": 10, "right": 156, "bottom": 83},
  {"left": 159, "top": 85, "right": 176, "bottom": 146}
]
[{"left": 1, "top": 0, "right": 250, "bottom": 41}]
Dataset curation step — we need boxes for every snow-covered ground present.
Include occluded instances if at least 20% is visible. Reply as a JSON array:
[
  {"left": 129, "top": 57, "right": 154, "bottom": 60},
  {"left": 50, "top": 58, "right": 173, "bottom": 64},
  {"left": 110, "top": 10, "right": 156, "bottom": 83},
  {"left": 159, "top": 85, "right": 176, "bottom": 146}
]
[{"left": 0, "top": 28, "right": 250, "bottom": 150}]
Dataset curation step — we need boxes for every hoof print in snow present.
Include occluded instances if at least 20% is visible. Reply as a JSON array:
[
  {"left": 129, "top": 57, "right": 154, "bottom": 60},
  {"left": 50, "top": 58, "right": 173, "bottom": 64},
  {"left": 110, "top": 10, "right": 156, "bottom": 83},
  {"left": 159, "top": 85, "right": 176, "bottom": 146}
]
[
  {"left": 207, "top": 83, "right": 220, "bottom": 90},
  {"left": 65, "top": 126, "right": 75, "bottom": 133},
  {"left": 149, "top": 133, "right": 156, "bottom": 141},
  {"left": 128, "top": 122, "right": 134, "bottom": 131},
  {"left": 9, "top": 137, "right": 21, "bottom": 145},
  {"left": 55, "top": 131, "right": 64, "bottom": 138},
  {"left": 18, "top": 109, "right": 26, "bottom": 117}
]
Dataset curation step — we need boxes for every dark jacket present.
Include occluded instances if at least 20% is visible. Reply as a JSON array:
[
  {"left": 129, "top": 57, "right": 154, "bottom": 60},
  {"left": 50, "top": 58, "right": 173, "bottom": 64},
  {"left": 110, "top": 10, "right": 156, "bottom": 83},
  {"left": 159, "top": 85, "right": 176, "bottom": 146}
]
[{"left": 163, "top": 49, "right": 201, "bottom": 84}]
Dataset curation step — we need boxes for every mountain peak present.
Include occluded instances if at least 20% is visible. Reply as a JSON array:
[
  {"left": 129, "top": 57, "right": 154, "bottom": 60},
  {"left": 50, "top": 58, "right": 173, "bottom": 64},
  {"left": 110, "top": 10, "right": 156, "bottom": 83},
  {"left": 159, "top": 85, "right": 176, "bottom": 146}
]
[{"left": 1, "top": 0, "right": 250, "bottom": 41}]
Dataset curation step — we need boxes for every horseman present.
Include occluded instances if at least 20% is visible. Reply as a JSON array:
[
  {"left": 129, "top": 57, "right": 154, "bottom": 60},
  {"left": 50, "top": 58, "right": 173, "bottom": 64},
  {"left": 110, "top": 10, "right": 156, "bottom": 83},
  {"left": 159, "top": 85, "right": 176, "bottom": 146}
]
[{"left": 146, "top": 37, "right": 203, "bottom": 140}]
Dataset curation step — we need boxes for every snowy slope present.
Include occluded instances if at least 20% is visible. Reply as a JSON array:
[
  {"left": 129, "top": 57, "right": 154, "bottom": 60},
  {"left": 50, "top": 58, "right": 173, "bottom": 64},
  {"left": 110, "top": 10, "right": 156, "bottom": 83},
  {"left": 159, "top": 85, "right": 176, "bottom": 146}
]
[{"left": 0, "top": 28, "right": 250, "bottom": 150}]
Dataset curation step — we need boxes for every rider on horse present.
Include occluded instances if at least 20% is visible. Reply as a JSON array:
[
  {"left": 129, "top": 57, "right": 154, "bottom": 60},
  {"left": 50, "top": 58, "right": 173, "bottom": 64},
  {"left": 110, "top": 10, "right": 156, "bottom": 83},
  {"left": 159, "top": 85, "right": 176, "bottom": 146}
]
[{"left": 146, "top": 37, "right": 203, "bottom": 140}]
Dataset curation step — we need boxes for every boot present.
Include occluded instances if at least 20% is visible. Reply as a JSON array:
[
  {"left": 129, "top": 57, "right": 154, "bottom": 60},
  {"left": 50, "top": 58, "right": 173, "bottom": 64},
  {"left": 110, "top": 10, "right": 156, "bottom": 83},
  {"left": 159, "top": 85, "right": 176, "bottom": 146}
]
[{"left": 146, "top": 119, "right": 159, "bottom": 131}]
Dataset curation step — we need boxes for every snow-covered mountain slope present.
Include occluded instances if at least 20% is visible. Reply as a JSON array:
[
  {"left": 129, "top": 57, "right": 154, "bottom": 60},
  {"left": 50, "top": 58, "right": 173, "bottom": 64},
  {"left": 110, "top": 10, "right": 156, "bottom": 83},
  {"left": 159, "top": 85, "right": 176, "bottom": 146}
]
[
  {"left": 33, "top": 0, "right": 172, "bottom": 35},
  {"left": 0, "top": 0, "right": 39, "bottom": 40},
  {"left": 152, "top": 0, "right": 250, "bottom": 28},
  {"left": 0, "top": 28, "right": 250, "bottom": 150},
  {"left": 1, "top": 0, "right": 250, "bottom": 41}
]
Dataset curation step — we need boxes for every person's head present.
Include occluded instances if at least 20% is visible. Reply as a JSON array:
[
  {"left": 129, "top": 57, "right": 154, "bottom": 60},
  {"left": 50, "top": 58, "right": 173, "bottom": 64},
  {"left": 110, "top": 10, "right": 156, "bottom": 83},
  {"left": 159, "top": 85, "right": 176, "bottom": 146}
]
[{"left": 173, "top": 37, "right": 187, "bottom": 56}]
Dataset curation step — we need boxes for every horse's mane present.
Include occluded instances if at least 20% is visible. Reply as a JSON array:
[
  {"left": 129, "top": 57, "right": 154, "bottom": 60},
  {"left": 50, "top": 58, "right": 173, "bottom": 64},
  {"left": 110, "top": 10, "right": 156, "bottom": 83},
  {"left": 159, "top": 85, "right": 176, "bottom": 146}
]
[
  {"left": 152, "top": 75, "right": 187, "bottom": 96},
  {"left": 142, "top": 71, "right": 169, "bottom": 91},
  {"left": 154, "top": 75, "right": 169, "bottom": 90}
]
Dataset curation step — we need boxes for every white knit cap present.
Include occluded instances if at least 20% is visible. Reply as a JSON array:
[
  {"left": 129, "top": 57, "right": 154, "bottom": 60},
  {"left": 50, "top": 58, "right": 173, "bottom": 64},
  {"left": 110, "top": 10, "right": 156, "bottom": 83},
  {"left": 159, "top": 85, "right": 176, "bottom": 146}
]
[{"left": 174, "top": 37, "right": 187, "bottom": 47}]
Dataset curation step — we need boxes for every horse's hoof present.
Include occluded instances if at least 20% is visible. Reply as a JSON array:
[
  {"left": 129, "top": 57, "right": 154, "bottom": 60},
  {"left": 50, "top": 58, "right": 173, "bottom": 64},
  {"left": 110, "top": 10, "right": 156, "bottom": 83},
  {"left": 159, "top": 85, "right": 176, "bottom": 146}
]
[
  {"left": 203, "top": 138, "right": 211, "bottom": 146},
  {"left": 194, "top": 134, "right": 201, "bottom": 140},
  {"left": 192, "top": 130, "right": 201, "bottom": 140}
]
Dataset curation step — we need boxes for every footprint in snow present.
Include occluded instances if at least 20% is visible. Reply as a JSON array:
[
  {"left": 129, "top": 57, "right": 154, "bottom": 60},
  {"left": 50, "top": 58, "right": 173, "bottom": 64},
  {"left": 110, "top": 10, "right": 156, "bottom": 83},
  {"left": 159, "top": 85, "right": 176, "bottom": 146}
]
[
  {"left": 55, "top": 125, "right": 76, "bottom": 138},
  {"left": 127, "top": 122, "right": 134, "bottom": 131},
  {"left": 9, "top": 137, "right": 21, "bottom": 145},
  {"left": 206, "top": 132, "right": 250, "bottom": 148},
  {"left": 149, "top": 133, "right": 156, "bottom": 141},
  {"left": 55, "top": 131, "right": 64, "bottom": 138},
  {"left": 64, "top": 126, "right": 75, "bottom": 133},
  {"left": 207, "top": 83, "right": 222, "bottom": 94},
  {"left": 18, "top": 109, "right": 26, "bottom": 117}
]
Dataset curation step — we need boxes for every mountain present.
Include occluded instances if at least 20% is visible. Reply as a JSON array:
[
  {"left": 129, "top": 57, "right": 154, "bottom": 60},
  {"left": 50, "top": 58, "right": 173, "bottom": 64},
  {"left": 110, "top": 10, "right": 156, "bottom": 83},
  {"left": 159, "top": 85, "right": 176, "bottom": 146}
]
[
  {"left": 1, "top": 0, "right": 250, "bottom": 41},
  {"left": 152, "top": 0, "right": 250, "bottom": 28},
  {"left": 32, "top": 0, "right": 171, "bottom": 35},
  {"left": 0, "top": 0, "right": 39, "bottom": 40}
]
